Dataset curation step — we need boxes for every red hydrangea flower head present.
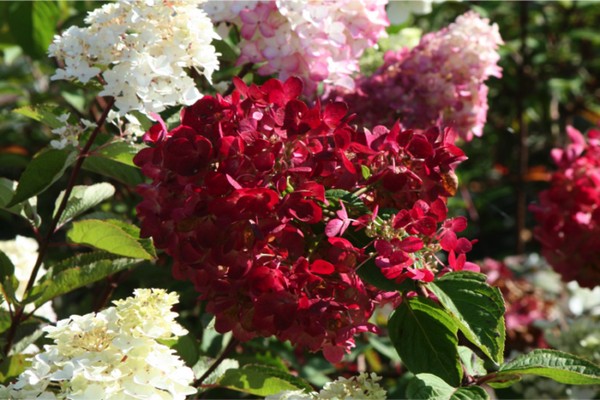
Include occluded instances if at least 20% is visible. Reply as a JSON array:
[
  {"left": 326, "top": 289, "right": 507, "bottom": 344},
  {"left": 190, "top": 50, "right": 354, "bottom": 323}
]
[
  {"left": 530, "top": 126, "right": 600, "bottom": 287},
  {"left": 134, "top": 77, "right": 475, "bottom": 362}
]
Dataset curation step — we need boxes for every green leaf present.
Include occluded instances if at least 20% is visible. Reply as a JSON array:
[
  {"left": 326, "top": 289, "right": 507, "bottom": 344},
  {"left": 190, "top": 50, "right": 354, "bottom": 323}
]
[
  {"left": 458, "top": 346, "right": 487, "bottom": 378},
  {"left": 13, "top": 104, "right": 65, "bottom": 129},
  {"left": 193, "top": 357, "right": 239, "bottom": 386},
  {"left": 0, "top": 178, "right": 41, "bottom": 227},
  {"left": 325, "top": 189, "right": 369, "bottom": 212},
  {"left": 218, "top": 364, "right": 313, "bottom": 397},
  {"left": 406, "top": 373, "right": 489, "bottom": 400},
  {"left": 0, "top": 310, "right": 11, "bottom": 334},
  {"left": 92, "top": 140, "right": 145, "bottom": 167},
  {"left": 1, "top": 276, "right": 21, "bottom": 308},
  {"left": 7, "top": 2, "right": 60, "bottom": 59},
  {"left": 0, "top": 354, "right": 28, "bottom": 385},
  {"left": 8, "top": 149, "right": 77, "bottom": 207},
  {"left": 28, "top": 252, "right": 142, "bottom": 307},
  {"left": 498, "top": 349, "right": 600, "bottom": 385},
  {"left": 54, "top": 183, "right": 116, "bottom": 229},
  {"left": 388, "top": 297, "right": 462, "bottom": 386},
  {"left": 102, "top": 219, "right": 156, "bottom": 259},
  {"left": 67, "top": 219, "right": 155, "bottom": 260},
  {"left": 172, "top": 334, "right": 200, "bottom": 367},
  {"left": 428, "top": 272, "right": 505, "bottom": 364},
  {"left": 484, "top": 374, "right": 522, "bottom": 389},
  {"left": 0, "top": 250, "right": 15, "bottom": 282},
  {"left": 82, "top": 155, "right": 144, "bottom": 186}
]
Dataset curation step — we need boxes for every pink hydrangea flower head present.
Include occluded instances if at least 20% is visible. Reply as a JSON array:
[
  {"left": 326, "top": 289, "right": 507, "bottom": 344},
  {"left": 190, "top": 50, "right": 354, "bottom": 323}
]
[
  {"left": 325, "top": 11, "right": 503, "bottom": 142},
  {"left": 204, "top": 0, "right": 388, "bottom": 96}
]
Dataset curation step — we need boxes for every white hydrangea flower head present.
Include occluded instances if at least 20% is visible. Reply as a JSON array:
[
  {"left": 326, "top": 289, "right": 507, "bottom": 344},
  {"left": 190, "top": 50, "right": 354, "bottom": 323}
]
[
  {"left": 265, "top": 389, "right": 314, "bottom": 400},
  {"left": 318, "top": 372, "right": 387, "bottom": 400},
  {"left": 267, "top": 373, "right": 387, "bottom": 400},
  {"left": 0, "top": 236, "right": 56, "bottom": 322},
  {"left": 48, "top": 0, "right": 220, "bottom": 117},
  {"left": 1, "top": 288, "right": 196, "bottom": 400}
]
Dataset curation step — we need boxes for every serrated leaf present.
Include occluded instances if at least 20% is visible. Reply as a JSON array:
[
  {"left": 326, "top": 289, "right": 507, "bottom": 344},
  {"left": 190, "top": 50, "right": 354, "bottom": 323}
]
[
  {"left": 28, "top": 252, "right": 142, "bottom": 307},
  {"left": 7, "top": 2, "right": 60, "bottom": 59},
  {"left": 67, "top": 219, "right": 154, "bottom": 260},
  {"left": 407, "top": 373, "right": 489, "bottom": 400},
  {"left": 388, "top": 297, "right": 462, "bottom": 386},
  {"left": 428, "top": 272, "right": 505, "bottom": 364},
  {"left": 218, "top": 364, "right": 313, "bottom": 396},
  {"left": 82, "top": 155, "right": 144, "bottom": 186},
  {"left": 13, "top": 104, "right": 65, "bottom": 129},
  {"left": 54, "top": 183, "right": 115, "bottom": 228},
  {"left": 498, "top": 349, "right": 600, "bottom": 385},
  {"left": 8, "top": 149, "right": 77, "bottom": 207},
  {"left": 103, "top": 219, "right": 156, "bottom": 259},
  {"left": 92, "top": 141, "right": 145, "bottom": 167}
]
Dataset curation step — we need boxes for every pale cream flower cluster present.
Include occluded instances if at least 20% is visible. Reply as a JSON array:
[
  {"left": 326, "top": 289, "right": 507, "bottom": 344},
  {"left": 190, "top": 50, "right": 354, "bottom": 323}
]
[
  {"left": 49, "top": 113, "right": 96, "bottom": 149},
  {"left": 48, "top": 0, "right": 219, "bottom": 117},
  {"left": 267, "top": 372, "right": 387, "bottom": 400},
  {"left": 1, "top": 289, "right": 196, "bottom": 400},
  {"left": 0, "top": 236, "right": 56, "bottom": 322}
]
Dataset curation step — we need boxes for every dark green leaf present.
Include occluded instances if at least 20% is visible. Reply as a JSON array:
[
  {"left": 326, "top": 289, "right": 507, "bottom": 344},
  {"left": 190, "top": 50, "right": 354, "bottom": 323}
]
[
  {"left": 67, "top": 219, "right": 155, "bottom": 260},
  {"left": 388, "top": 297, "right": 462, "bottom": 386},
  {"left": 172, "top": 334, "right": 200, "bottom": 367},
  {"left": 7, "top": 2, "right": 60, "bottom": 59},
  {"left": 407, "top": 374, "right": 489, "bottom": 400},
  {"left": 0, "top": 310, "right": 11, "bottom": 334},
  {"left": 0, "top": 250, "right": 15, "bottom": 282},
  {"left": 0, "top": 178, "right": 41, "bottom": 227},
  {"left": 498, "top": 349, "right": 600, "bottom": 385},
  {"left": 54, "top": 183, "right": 116, "bottom": 229},
  {"left": 428, "top": 272, "right": 505, "bottom": 364},
  {"left": 28, "top": 252, "right": 142, "bottom": 307},
  {"left": 218, "top": 364, "right": 313, "bottom": 396},
  {"left": 1, "top": 276, "right": 21, "bottom": 308},
  {"left": 8, "top": 149, "right": 77, "bottom": 207}
]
